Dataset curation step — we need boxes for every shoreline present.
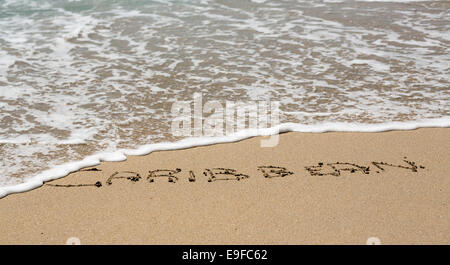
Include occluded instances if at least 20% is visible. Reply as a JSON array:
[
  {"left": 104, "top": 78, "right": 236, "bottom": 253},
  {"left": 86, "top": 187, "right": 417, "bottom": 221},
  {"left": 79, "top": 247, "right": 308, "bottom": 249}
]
[
  {"left": 2, "top": 118, "right": 450, "bottom": 199},
  {"left": 0, "top": 128, "right": 449, "bottom": 244}
]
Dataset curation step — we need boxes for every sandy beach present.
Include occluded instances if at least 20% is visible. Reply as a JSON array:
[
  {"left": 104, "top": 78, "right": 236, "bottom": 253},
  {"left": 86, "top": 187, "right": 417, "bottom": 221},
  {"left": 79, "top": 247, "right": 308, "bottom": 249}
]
[{"left": 0, "top": 128, "right": 448, "bottom": 245}]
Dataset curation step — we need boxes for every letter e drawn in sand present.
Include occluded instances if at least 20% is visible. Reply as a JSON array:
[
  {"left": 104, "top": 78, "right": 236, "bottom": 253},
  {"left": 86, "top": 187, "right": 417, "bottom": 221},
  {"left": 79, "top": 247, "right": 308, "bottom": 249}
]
[
  {"left": 204, "top": 168, "right": 249, "bottom": 182},
  {"left": 257, "top": 165, "right": 294, "bottom": 178},
  {"left": 147, "top": 168, "right": 182, "bottom": 183}
]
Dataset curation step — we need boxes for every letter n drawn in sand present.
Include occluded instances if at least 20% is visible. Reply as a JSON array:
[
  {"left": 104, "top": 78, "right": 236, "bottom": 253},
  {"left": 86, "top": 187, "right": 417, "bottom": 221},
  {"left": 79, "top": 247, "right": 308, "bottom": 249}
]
[
  {"left": 106, "top": 171, "right": 141, "bottom": 186},
  {"left": 147, "top": 168, "right": 182, "bottom": 183},
  {"left": 371, "top": 157, "right": 424, "bottom": 173},
  {"left": 257, "top": 166, "right": 293, "bottom": 178},
  {"left": 204, "top": 168, "right": 249, "bottom": 182}
]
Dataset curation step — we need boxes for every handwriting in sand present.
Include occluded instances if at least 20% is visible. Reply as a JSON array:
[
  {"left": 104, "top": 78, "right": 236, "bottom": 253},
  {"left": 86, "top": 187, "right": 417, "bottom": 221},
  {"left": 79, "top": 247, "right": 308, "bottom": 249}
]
[{"left": 45, "top": 157, "right": 425, "bottom": 188}]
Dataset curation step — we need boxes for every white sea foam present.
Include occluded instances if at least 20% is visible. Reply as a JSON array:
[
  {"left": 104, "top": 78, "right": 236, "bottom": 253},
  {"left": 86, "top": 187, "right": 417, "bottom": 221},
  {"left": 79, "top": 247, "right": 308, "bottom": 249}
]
[
  {"left": 1, "top": 117, "right": 449, "bottom": 198},
  {"left": 0, "top": 0, "right": 449, "bottom": 197}
]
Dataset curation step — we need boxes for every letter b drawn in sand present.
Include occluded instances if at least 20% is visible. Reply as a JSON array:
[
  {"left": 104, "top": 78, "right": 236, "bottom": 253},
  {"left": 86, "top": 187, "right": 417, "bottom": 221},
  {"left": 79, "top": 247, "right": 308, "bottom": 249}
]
[
  {"left": 204, "top": 168, "right": 249, "bottom": 182},
  {"left": 257, "top": 165, "right": 293, "bottom": 178},
  {"left": 147, "top": 168, "right": 182, "bottom": 183}
]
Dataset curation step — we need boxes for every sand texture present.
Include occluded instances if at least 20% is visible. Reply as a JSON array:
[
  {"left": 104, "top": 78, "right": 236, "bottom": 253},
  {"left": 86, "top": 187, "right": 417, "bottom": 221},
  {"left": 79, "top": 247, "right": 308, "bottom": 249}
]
[{"left": 0, "top": 128, "right": 449, "bottom": 244}]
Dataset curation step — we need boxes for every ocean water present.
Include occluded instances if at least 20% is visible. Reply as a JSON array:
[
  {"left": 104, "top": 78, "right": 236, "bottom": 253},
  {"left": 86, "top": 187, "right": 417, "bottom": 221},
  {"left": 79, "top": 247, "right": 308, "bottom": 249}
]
[{"left": 0, "top": 0, "right": 449, "bottom": 196}]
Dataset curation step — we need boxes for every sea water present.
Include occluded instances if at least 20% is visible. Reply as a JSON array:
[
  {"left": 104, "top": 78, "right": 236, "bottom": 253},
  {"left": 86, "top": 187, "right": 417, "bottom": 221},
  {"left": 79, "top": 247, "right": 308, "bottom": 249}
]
[{"left": 0, "top": 0, "right": 449, "bottom": 197}]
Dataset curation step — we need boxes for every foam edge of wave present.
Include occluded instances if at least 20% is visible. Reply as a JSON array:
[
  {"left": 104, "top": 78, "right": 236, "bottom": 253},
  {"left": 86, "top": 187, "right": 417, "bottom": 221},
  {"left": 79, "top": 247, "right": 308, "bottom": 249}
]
[{"left": 1, "top": 117, "right": 449, "bottom": 199}]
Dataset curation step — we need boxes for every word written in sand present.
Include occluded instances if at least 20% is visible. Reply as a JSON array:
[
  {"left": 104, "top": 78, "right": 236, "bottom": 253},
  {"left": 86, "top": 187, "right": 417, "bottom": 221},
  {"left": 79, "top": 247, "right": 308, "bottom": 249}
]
[{"left": 45, "top": 158, "right": 425, "bottom": 188}]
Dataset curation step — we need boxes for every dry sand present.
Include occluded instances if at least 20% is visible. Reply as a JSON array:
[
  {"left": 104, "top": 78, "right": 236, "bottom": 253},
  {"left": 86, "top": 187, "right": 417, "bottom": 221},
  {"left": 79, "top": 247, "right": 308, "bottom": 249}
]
[{"left": 0, "top": 128, "right": 449, "bottom": 244}]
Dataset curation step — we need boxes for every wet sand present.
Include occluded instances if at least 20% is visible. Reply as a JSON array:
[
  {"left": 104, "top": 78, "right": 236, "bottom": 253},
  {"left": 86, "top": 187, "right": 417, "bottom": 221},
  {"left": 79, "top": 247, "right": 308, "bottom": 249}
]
[{"left": 0, "top": 128, "right": 449, "bottom": 244}]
